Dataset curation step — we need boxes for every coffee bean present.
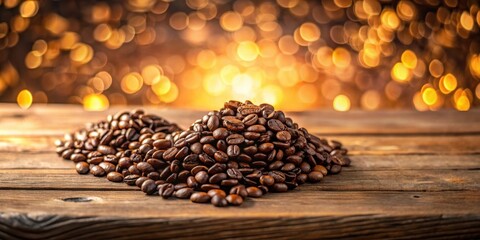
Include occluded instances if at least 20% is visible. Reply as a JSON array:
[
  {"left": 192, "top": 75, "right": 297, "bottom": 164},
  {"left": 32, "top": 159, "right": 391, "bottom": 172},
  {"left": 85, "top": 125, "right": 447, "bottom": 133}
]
[
  {"left": 211, "top": 195, "right": 228, "bottom": 207},
  {"left": 212, "top": 128, "right": 228, "bottom": 140},
  {"left": 207, "top": 189, "right": 226, "bottom": 198},
  {"left": 98, "top": 145, "right": 116, "bottom": 155},
  {"left": 267, "top": 119, "right": 285, "bottom": 132},
  {"left": 207, "top": 115, "right": 220, "bottom": 131},
  {"left": 330, "top": 164, "right": 342, "bottom": 174},
  {"left": 230, "top": 185, "right": 248, "bottom": 198},
  {"left": 190, "top": 192, "right": 211, "bottom": 203},
  {"left": 223, "top": 116, "right": 245, "bottom": 131},
  {"left": 107, "top": 172, "right": 123, "bottom": 182},
  {"left": 124, "top": 174, "right": 140, "bottom": 186},
  {"left": 276, "top": 131, "right": 291, "bottom": 142},
  {"left": 308, "top": 171, "right": 323, "bottom": 182},
  {"left": 141, "top": 179, "right": 157, "bottom": 195},
  {"left": 258, "top": 143, "right": 274, "bottom": 153},
  {"left": 313, "top": 165, "right": 328, "bottom": 175},
  {"left": 209, "top": 172, "right": 227, "bottom": 184},
  {"left": 195, "top": 171, "right": 209, "bottom": 184},
  {"left": 242, "top": 114, "right": 258, "bottom": 126},
  {"left": 226, "top": 134, "right": 245, "bottom": 145},
  {"left": 259, "top": 175, "right": 275, "bottom": 186},
  {"left": 272, "top": 183, "right": 288, "bottom": 192},
  {"left": 90, "top": 165, "right": 106, "bottom": 177},
  {"left": 226, "top": 194, "right": 243, "bottom": 206},
  {"left": 269, "top": 171, "right": 286, "bottom": 183},
  {"left": 226, "top": 168, "right": 243, "bottom": 179},
  {"left": 221, "top": 179, "right": 239, "bottom": 187},
  {"left": 200, "top": 184, "right": 220, "bottom": 191},
  {"left": 75, "top": 162, "right": 90, "bottom": 174},
  {"left": 175, "top": 188, "right": 194, "bottom": 199},
  {"left": 70, "top": 153, "right": 86, "bottom": 162},
  {"left": 153, "top": 139, "right": 171, "bottom": 149},
  {"left": 227, "top": 145, "right": 240, "bottom": 157},
  {"left": 246, "top": 186, "right": 263, "bottom": 198}
]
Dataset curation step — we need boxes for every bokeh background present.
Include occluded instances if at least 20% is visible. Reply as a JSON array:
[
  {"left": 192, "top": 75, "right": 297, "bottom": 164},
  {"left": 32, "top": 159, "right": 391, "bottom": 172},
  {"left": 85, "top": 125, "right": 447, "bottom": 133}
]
[{"left": 1, "top": 0, "right": 479, "bottom": 111}]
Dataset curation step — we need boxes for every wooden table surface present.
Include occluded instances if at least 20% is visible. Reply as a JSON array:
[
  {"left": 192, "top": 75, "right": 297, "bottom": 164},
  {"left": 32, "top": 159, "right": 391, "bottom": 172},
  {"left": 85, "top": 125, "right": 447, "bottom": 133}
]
[{"left": 0, "top": 104, "right": 479, "bottom": 239}]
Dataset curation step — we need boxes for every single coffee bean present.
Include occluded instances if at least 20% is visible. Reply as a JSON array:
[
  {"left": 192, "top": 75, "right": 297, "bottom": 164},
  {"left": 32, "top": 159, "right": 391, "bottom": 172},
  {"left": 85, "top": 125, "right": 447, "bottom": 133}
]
[
  {"left": 200, "top": 184, "right": 220, "bottom": 191},
  {"left": 195, "top": 171, "right": 209, "bottom": 184},
  {"left": 258, "top": 143, "right": 274, "bottom": 153},
  {"left": 90, "top": 165, "right": 106, "bottom": 177},
  {"left": 135, "top": 176, "right": 149, "bottom": 188},
  {"left": 226, "top": 134, "right": 245, "bottom": 145},
  {"left": 212, "top": 128, "right": 229, "bottom": 140},
  {"left": 259, "top": 175, "right": 275, "bottom": 186},
  {"left": 330, "top": 164, "right": 342, "bottom": 174},
  {"left": 209, "top": 172, "right": 227, "bottom": 184},
  {"left": 141, "top": 179, "right": 157, "bottom": 195},
  {"left": 211, "top": 195, "right": 228, "bottom": 207},
  {"left": 308, "top": 171, "right": 323, "bottom": 183},
  {"left": 246, "top": 186, "right": 263, "bottom": 198},
  {"left": 267, "top": 119, "right": 285, "bottom": 132},
  {"left": 98, "top": 145, "right": 116, "bottom": 155},
  {"left": 207, "top": 189, "right": 226, "bottom": 198},
  {"left": 174, "top": 188, "right": 194, "bottom": 199},
  {"left": 107, "top": 172, "right": 124, "bottom": 182},
  {"left": 242, "top": 114, "right": 258, "bottom": 126},
  {"left": 230, "top": 185, "right": 248, "bottom": 198},
  {"left": 207, "top": 115, "right": 220, "bottom": 131},
  {"left": 313, "top": 165, "right": 328, "bottom": 175},
  {"left": 276, "top": 131, "right": 291, "bottom": 142},
  {"left": 75, "top": 162, "right": 90, "bottom": 174},
  {"left": 214, "top": 151, "right": 229, "bottom": 163},
  {"left": 226, "top": 168, "right": 243, "bottom": 179},
  {"left": 190, "top": 192, "right": 211, "bottom": 203},
  {"left": 272, "top": 183, "right": 288, "bottom": 192},
  {"left": 221, "top": 179, "right": 239, "bottom": 187},
  {"left": 70, "top": 153, "right": 86, "bottom": 162},
  {"left": 153, "top": 139, "right": 171, "bottom": 149},
  {"left": 124, "top": 174, "right": 140, "bottom": 186},
  {"left": 226, "top": 194, "right": 243, "bottom": 206}
]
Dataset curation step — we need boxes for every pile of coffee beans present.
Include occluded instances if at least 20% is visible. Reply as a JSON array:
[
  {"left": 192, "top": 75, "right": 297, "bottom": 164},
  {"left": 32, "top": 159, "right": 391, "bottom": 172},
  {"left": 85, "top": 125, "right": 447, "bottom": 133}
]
[
  {"left": 55, "top": 109, "right": 182, "bottom": 179},
  {"left": 56, "top": 101, "right": 350, "bottom": 207}
]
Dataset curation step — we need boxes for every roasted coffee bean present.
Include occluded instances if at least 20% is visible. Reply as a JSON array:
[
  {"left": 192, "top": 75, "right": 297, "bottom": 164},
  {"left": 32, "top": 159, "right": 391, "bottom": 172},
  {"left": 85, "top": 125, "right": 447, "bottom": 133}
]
[
  {"left": 276, "top": 131, "right": 291, "bottom": 142},
  {"left": 226, "top": 168, "right": 243, "bottom": 179},
  {"left": 230, "top": 185, "right": 248, "bottom": 198},
  {"left": 190, "top": 192, "right": 211, "bottom": 203},
  {"left": 269, "top": 171, "right": 286, "bottom": 183},
  {"left": 209, "top": 173, "right": 227, "bottom": 184},
  {"left": 70, "top": 153, "right": 87, "bottom": 162},
  {"left": 242, "top": 114, "right": 258, "bottom": 126},
  {"left": 141, "top": 179, "right": 157, "bottom": 195},
  {"left": 98, "top": 145, "right": 116, "bottom": 155},
  {"left": 296, "top": 173, "right": 308, "bottom": 184},
  {"left": 308, "top": 171, "right": 324, "bottom": 182},
  {"left": 330, "top": 165, "right": 342, "bottom": 174},
  {"left": 135, "top": 176, "right": 149, "bottom": 188},
  {"left": 226, "top": 134, "right": 245, "bottom": 145},
  {"left": 212, "top": 128, "right": 228, "bottom": 140},
  {"left": 187, "top": 176, "right": 199, "bottom": 188},
  {"left": 221, "top": 179, "right": 239, "bottom": 187},
  {"left": 203, "top": 144, "right": 217, "bottom": 156},
  {"left": 175, "top": 188, "right": 194, "bottom": 199},
  {"left": 223, "top": 116, "right": 245, "bottom": 131},
  {"left": 226, "top": 194, "right": 243, "bottom": 206},
  {"left": 137, "top": 162, "right": 154, "bottom": 174},
  {"left": 211, "top": 195, "right": 228, "bottom": 207},
  {"left": 272, "top": 183, "right": 288, "bottom": 192},
  {"left": 313, "top": 165, "right": 328, "bottom": 175},
  {"left": 207, "top": 115, "right": 220, "bottom": 131},
  {"left": 200, "top": 184, "right": 220, "bottom": 191},
  {"left": 107, "top": 172, "right": 124, "bottom": 182},
  {"left": 158, "top": 183, "right": 174, "bottom": 198},
  {"left": 258, "top": 143, "right": 274, "bottom": 153},
  {"left": 99, "top": 162, "right": 116, "bottom": 173},
  {"left": 246, "top": 186, "right": 263, "bottom": 198},
  {"left": 267, "top": 119, "right": 285, "bottom": 132},
  {"left": 124, "top": 174, "right": 140, "bottom": 186},
  {"left": 153, "top": 139, "right": 171, "bottom": 149},
  {"left": 207, "top": 189, "right": 226, "bottom": 198},
  {"left": 90, "top": 165, "right": 106, "bottom": 177},
  {"left": 227, "top": 145, "right": 240, "bottom": 157},
  {"left": 75, "top": 162, "right": 90, "bottom": 174},
  {"left": 195, "top": 171, "right": 209, "bottom": 184},
  {"left": 259, "top": 175, "right": 275, "bottom": 186}
]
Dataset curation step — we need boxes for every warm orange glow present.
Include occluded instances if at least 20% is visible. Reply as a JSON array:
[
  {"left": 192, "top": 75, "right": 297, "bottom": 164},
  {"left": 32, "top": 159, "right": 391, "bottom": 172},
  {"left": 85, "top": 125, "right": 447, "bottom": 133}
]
[
  {"left": 439, "top": 73, "right": 457, "bottom": 94},
  {"left": 333, "top": 94, "right": 351, "bottom": 111},
  {"left": 83, "top": 93, "right": 109, "bottom": 111},
  {"left": 401, "top": 50, "right": 417, "bottom": 69},
  {"left": 17, "top": 89, "right": 33, "bottom": 109},
  {"left": 220, "top": 11, "right": 243, "bottom": 32},
  {"left": 121, "top": 72, "right": 144, "bottom": 94},
  {"left": 391, "top": 62, "right": 412, "bottom": 82},
  {"left": 20, "top": 1, "right": 39, "bottom": 18},
  {"left": 237, "top": 41, "right": 259, "bottom": 61},
  {"left": 422, "top": 86, "right": 438, "bottom": 106},
  {"left": 298, "top": 22, "right": 320, "bottom": 42}
]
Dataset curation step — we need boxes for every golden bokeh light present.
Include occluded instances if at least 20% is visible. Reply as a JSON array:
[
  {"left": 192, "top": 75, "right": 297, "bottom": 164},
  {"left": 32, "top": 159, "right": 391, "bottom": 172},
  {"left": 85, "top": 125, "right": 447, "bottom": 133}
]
[
  {"left": 83, "top": 93, "right": 109, "bottom": 111},
  {"left": 439, "top": 73, "right": 457, "bottom": 94},
  {"left": 220, "top": 11, "right": 243, "bottom": 32},
  {"left": 391, "top": 62, "right": 412, "bottom": 82},
  {"left": 17, "top": 89, "right": 33, "bottom": 109},
  {"left": 237, "top": 41, "right": 259, "bottom": 61},
  {"left": 298, "top": 22, "right": 320, "bottom": 42},
  {"left": 121, "top": 72, "right": 144, "bottom": 94},
  {"left": 0, "top": 1, "right": 479, "bottom": 111},
  {"left": 333, "top": 94, "right": 351, "bottom": 112},
  {"left": 20, "top": 1, "right": 39, "bottom": 18}
]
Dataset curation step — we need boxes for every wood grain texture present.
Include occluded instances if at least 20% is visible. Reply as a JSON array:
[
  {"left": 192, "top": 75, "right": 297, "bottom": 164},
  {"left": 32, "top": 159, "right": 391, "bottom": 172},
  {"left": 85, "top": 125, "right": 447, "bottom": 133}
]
[
  {"left": 0, "top": 104, "right": 479, "bottom": 136},
  {"left": 0, "top": 103, "right": 479, "bottom": 239},
  {"left": 0, "top": 190, "right": 479, "bottom": 239}
]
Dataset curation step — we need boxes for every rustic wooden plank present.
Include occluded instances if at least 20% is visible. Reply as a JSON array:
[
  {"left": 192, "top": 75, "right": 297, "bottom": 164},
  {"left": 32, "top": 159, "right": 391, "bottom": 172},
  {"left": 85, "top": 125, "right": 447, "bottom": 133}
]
[
  {"left": 0, "top": 168, "right": 478, "bottom": 192},
  {"left": 1, "top": 153, "right": 479, "bottom": 170},
  {"left": 0, "top": 190, "right": 479, "bottom": 239},
  {"left": 1, "top": 135, "right": 479, "bottom": 155},
  {"left": 1, "top": 104, "right": 479, "bottom": 136}
]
